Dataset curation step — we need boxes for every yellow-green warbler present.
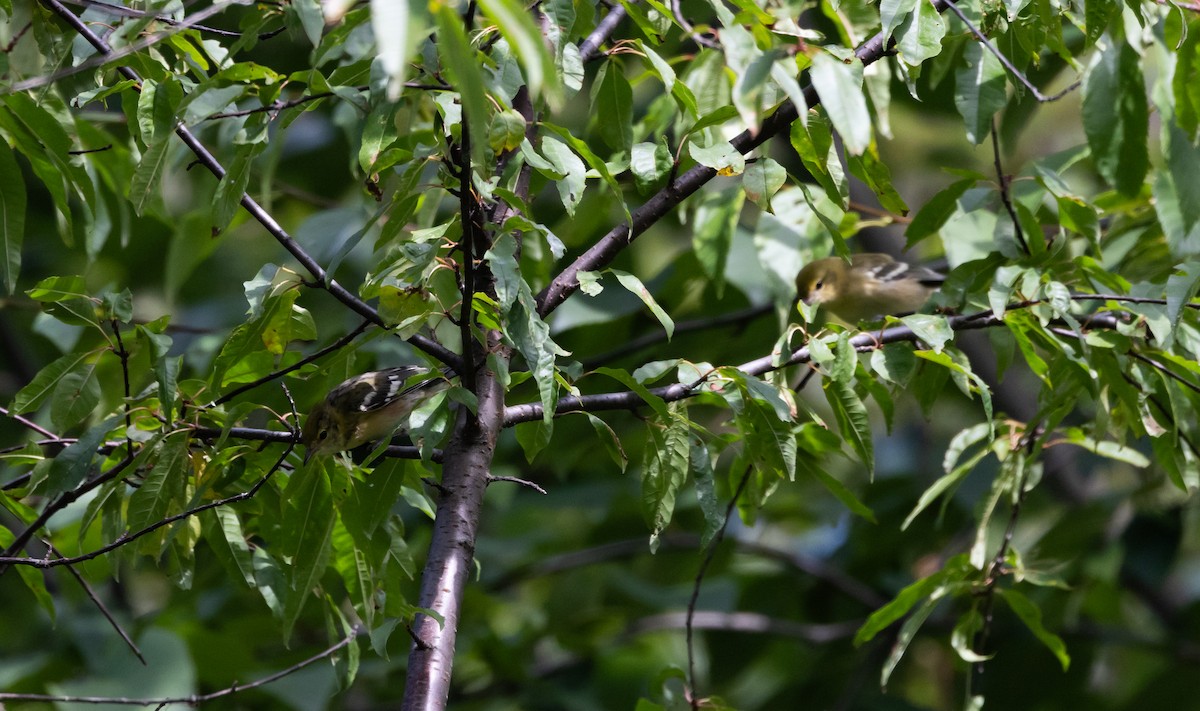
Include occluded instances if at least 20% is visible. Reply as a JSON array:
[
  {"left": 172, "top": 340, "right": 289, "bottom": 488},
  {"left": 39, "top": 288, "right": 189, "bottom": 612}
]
[
  {"left": 302, "top": 365, "right": 452, "bottom": 462},
  {"left": 795, "top": 253, "right": 943, "bottom": 323}
]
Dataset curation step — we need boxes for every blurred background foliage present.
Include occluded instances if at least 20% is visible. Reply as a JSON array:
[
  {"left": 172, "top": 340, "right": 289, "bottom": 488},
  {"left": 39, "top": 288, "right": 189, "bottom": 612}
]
[{"left": 2, "top": 0, "right": 1200, "bottom": 708}]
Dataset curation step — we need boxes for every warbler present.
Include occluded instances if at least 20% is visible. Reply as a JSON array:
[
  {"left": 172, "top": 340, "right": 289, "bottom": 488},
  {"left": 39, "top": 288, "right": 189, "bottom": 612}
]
[
  {"left": 301, "top": 365, "right": 452, "bottom": 462},
  {"left": 795, "top": 253, "right": 943, "bottom": 323}
]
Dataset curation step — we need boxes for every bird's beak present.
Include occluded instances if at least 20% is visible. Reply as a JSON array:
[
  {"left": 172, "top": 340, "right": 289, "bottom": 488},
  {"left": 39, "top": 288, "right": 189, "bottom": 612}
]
[{"left": 303, "top": 447, "right": 314, "bottom": 465}]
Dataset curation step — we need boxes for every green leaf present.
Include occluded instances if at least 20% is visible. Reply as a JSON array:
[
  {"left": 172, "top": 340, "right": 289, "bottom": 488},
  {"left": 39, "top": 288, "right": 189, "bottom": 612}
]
[
  {"left": 907, "top": 176, "right": 974, "bottom": 246},
  {"left": 954, "top": 41, "right": 1007, "bottom": 145},
  {"left": 434, "top": 2, "right": 490, "bottom": 171},
  {"left": 282, "top": 466, "right": 336, "bottom": 643},
  {"left": 823, "top": 377, "right": 873, "bottom": 477},
  {"left": 800, "top": 457, "right": 876, "bottom": 522},
  {"left": 540, "top": 137, "right": 586, "bottom": 216},
  {"left": 9, "top": 350, "right": 93, "bottom": 414},
  {"left": 594, "top": 367, "right": 670, "bottom": 420},
  {"left": 212, "top": 143, "right": 260, "bottom": 234},
  {"left": 585, "top": 413, "right": 629, "bottom": 472},
  {"left": 914, "top": 348, "right": 994, "bottom": 427},
  {"left": 688, "top": 139, "right": 744, "bottom": 175},
  {"left": 881, "top": 596, "right": 939, "bottom": 688},
  {"left": 49, "top": 360, "right": 101, "bottom": 431},
  {"left": 370, "top": 0, "right": 417, "bottom": 100},
  {"left": 810, "top": 51, "right": 870, "bottom": 155},
  {"left": 900, "top": 313, "right": 954, "bottom": 353},
  {"left": 591, "top": 60, "right": 633, "bottom": 152},
  {"left": 742, "top": 157, "right": 787, "bottom": 210},
  {"left": 478, "top": 0, "right": 561, "bottom": 107},
  {"left": 0, "top": 140, "right": 26, "bottom": 295},
  {"left": 127, "top": 433, "right": 190, "bottom": 555},
  {"left": 630, "top": 140, "right": 672, "bottom": 194},
  {"left": 641, "top": 404, "right": 690, "bottom": 552},
  {"left": 880, "top": 0, "right": 918, "bottom": 38},
  {"left": 690, "top": 438, "right": 722, "bottom": 545},
  {"left": 1081, "top": 38, "right": 1148, "bottom": 197},
  {"left": 847, "top": 142, "right": 908, "bottom": 215},
  {"left": 130, "top": 139, "right": 170, "bottom": 216},
  {"left": 688, "top": 105, "right": 739, "bottom": 135},
  {"left": 894, "top": 0, "right": 947, "bottom": 66},
  {"left": 1059, "top": 427, "right": 1151, "bottom": 467},
  {"left": 855, "top": 555, "right": 972, "bottom": 646},
  {"left": 612, "top": 270, "right": 675, "bottom": 339},
  {"left": 43, "top": 416, "right": 120, "bottom": 499},
  {"left": 691, "top": 185, "right": 743, "bottom": 295},
  {"left": 997, "top": 588, "right": 1070, "bottom": 670},
  {"left": 790, "top": 114, "right": 847, "bottom": 204},
  {"left": 203, "top": 507, "right": 257, "bottom": 587},
  {"left": 904, "top": 443, "right": 988, "bottom": 529}
]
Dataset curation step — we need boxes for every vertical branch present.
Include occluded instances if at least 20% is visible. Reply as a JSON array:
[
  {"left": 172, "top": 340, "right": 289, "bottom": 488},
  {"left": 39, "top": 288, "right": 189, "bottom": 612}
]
[
  {"left": 686, "top": 465, "right": 754, "bottom": 710},
  {"left": 109, "top": 320, "right": 134, "bottom": 457},
  {"left": 991, "top": 119, "right": 1030, "bottom": 255},
  {"left": 454, "top": 126, "right": 480, "bottom": 388},
  {"left": 967, "top": 423, "right": 1039, "bottom": 701},
  {"left": 401, "top": 39, "right": 538, "bottom": 711}
]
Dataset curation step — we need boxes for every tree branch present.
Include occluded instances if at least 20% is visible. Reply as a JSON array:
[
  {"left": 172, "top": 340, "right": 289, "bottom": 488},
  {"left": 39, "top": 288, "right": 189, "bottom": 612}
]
[
  {"left": 39, "top": 0, "right": 462, "bottom": 371},
  {"left": 532, "top": 0, "right": 927, "bottom": 318},
  {"left": 0, "top": 626, "right": 360, "bottom": 706}
]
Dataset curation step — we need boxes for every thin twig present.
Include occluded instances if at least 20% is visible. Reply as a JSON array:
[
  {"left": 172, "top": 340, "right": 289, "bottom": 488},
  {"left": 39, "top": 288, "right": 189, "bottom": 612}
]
[
  {"left": 583, "top": 303, "right": 773, "bottom": 369},
  {"left": 0, "top": 435, "right": 293, "bottom": 569},
  {"left": 486, "top": 474, "right": 548, "bottom": 494},
  {"left": 6, "top": 0, "right": 253, "bottom": 95},
  {"left": 61, "top": 0, "right": 281, "bottom": 38},
  {"left": 0, "top": 405, "right": 59, "bottom": 439},
  {"left": 686, "top": 465, "right": 754, "bottom": 710},
  {"left": 990, "top": 119, "right": 1029, "bottom": 255},
  {"left": 45, "top": 540, "right": 146, "bottom": 665},
  {"left": 942, "top": 0, "right": 1081, "bottom": 103},
  {"left": 0, "top": 626, "right": 360, "bottom": 706},
  {"left": 110, "top": 319, "right": 135, "bottom": 457},
  {"left": 0, "top": 451, "right": 137, "bottom": 575},
  {"left": 211, "top": 319, "right": 372, "bottom": 407}
]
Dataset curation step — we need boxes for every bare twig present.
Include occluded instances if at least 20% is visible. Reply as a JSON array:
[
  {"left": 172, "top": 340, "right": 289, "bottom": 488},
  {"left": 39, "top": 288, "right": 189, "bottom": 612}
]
[
  {"left": 687, "top": 465, "right": 754, "bottom": 709},
  {"left": 0, "top": 451, "right": 137, "bottom": 575},
  {"left": 486, "top": 474, "right": 548, "bottom": 494},
  {"left": 45, "top": 540, "right": 146, "bottom": 665},
  {"left": 990, "top": 119, "right": 1029, "bottom": 255},
  {"left": 0, "top": 405, "right": 59, "bottom": 439},
  {"left": 110, "top": 319, "right": 135, "bottom": 457},
  {"left": 211, "top": 320, "right": 372, "bottom": 407},
  {"left": 582, "top": 303, "right": 773, "bottom": 369},
  {"left": 942, "top": 0, "right": 1081, "bottom": 103},
  {"left": 0, "top": 626, "right": 360, "bottom": 706}
]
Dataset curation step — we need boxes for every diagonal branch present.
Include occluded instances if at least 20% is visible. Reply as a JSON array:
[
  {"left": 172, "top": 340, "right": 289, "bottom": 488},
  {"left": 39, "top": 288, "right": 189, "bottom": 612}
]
[
  {"left": 533, "top": 5, "right": 916, "bottom": 318},
  {"left": 40, "top": 0, "right": 461, "bottom": 370}
]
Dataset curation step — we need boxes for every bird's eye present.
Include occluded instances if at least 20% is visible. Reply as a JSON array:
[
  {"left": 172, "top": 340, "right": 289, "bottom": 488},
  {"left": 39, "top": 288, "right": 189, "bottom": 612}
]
[
  {"left": 318, "top": 430, "right": 329, "bottom": 441},
  {"left": 814, "top": 280, "right": 824, "bottom": 290}
]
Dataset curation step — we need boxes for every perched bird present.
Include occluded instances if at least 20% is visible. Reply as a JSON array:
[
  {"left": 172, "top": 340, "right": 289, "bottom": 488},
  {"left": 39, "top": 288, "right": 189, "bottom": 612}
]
[
  {"left": 795, "top": 253, "right": 943, "bottom": 323},
  {"left": 302, "top": 365, "right": 452, "bottom": 462}
]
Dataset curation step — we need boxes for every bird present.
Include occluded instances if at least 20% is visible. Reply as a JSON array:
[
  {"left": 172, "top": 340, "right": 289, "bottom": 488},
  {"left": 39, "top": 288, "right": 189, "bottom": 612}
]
[
  {"left": 795, "top": 253, "right": 944, "bottom": 323},
  {"left": 301, "top": 365, "right": 452, "bottom": 462}
]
